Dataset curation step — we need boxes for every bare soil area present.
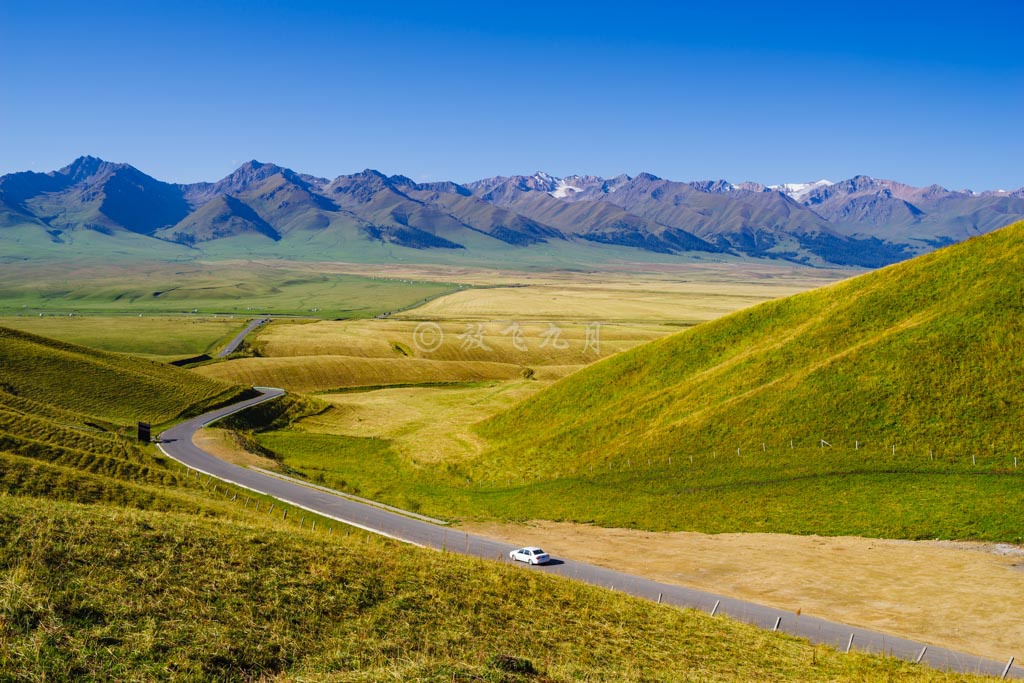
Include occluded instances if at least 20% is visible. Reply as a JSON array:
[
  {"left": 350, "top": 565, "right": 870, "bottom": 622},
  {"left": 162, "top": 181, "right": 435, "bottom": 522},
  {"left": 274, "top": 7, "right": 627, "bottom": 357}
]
[{"left": 464, "top": 520, "right": 1024, "bottom": 662}]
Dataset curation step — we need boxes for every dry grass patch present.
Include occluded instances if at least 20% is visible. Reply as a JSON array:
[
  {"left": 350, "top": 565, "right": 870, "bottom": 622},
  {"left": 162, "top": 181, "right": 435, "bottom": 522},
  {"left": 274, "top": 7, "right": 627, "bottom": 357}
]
[
  {"left": 464, "top": 520, "right": 1024, "bottom": 663},
  {"left": 193, "top": 428, "right": 282, "bottom": 471},
  {"left": 301, "top": 380, "right": 549, "bottom": 462},
  {"left": 194, "top": 355, "right": 525, "bottom": 393},
  {"left": 253, "top": 318, "right": 673, "bottom": 364},
  {"left": 393, "top": 282, "right": 803, "bottom": 323}
]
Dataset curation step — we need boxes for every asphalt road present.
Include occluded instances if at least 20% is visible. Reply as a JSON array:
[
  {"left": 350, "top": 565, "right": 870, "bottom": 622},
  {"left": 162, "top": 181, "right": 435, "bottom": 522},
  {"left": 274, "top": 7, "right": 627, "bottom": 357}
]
[
  {"left": 216, "top": 318, "right": 268, "bottom": 358},
  {"left": 159, "top": 388, "right": 1021, "bottom": 679}
]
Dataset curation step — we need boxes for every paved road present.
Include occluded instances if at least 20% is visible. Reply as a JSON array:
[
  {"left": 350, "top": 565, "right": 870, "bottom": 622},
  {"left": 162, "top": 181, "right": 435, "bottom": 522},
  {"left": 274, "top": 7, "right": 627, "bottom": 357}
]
[
  {"left": 216, "top": 318, "right": 268, "bottom": 358},
  {"left": 159, "top": 388, "right": 1021, "bottom": 680}
]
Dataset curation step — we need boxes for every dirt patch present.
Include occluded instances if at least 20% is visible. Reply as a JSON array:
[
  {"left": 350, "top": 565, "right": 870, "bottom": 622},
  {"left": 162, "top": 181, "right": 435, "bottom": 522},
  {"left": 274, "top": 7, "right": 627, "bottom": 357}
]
[
  {"left": 193, "top": 428, "right": 281, "bottom": 471},
  {"left": 462, "top": 520, "right": 1024, "bottom": 662}
]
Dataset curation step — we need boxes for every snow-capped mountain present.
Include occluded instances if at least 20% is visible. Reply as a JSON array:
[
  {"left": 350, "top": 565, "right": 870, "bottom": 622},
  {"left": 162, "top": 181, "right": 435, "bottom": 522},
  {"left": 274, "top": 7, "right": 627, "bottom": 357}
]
[
  {"left": 4, "top": 158, "right": 1023, "bottom": 269},
  {"left": 770, "top": 180, "right": 834, "bottom": 201}
]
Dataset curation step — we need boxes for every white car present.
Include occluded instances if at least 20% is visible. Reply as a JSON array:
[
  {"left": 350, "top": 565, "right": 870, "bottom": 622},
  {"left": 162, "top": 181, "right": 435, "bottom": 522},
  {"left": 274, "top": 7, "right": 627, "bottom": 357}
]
[{"left": 509, "top": 546, "right": 550, "bottom": 565}]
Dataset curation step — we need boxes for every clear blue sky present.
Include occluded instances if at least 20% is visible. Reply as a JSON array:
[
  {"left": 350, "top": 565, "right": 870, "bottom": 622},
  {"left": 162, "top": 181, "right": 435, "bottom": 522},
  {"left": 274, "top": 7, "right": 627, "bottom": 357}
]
[{"left": 2, "top": 1, "right": 1022, "bottom": 190}]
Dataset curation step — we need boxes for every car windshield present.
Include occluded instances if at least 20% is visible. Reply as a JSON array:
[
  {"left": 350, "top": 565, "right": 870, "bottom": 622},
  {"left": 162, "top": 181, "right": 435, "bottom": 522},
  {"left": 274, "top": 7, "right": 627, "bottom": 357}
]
[{"left": 532, "top": 549, "right": 545, "bottom": 554}]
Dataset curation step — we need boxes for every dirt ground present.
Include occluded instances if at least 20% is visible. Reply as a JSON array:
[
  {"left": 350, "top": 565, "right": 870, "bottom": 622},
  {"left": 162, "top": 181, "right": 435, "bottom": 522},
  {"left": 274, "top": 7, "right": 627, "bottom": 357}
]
[
  {"left": 463, "top": 520, "right": 1024, "bottom": 662},
  {"left": 192, "top": 429, "right": 281, "bottom": 471}
]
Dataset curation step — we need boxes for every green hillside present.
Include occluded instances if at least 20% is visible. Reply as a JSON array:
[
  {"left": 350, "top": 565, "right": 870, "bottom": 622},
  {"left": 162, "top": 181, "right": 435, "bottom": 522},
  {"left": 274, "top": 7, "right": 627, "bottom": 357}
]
[
  {"left": 0, "top": 326, "right": 246, "bottom": 424},
  {"left": 0, "top": 329, "right": 986, "bottom": 679},
  {"left": 461, "top": 220, "right": 1024, "bottom": 539},
  {"left": 2, "top": 497, "right": 974, "bottom": 682}
]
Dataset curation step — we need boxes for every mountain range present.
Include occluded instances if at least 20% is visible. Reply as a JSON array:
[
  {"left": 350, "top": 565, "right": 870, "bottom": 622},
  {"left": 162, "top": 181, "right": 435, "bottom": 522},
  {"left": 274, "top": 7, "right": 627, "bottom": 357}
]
[{"left": 3, "top": 156, "right": 1022, "bottom": 268}]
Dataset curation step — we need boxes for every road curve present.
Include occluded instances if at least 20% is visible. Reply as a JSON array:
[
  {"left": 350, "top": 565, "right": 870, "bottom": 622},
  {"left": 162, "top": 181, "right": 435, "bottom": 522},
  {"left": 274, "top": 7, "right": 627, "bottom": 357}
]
[
  {"left": 216, "top": 318, "right": 268, "bottom": 358},
  {"left": 159, "top": 388, "right": 1021, "bottom": 680}
]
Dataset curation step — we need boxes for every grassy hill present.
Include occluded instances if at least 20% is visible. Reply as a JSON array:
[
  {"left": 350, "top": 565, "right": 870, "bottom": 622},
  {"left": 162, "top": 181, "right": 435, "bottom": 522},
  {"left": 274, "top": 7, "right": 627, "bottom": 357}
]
[
  {"left": 460, "top": 220, "right": 1024, "bottom": 538},
  {"left": 3, "top": 496, "right": 975, "bottom": 682},
  {"left": 0, "top": 330, "right": 988, "bottom": 678},
  {"left": 0, "top": 326, "right": 247, "bottom": 425}
]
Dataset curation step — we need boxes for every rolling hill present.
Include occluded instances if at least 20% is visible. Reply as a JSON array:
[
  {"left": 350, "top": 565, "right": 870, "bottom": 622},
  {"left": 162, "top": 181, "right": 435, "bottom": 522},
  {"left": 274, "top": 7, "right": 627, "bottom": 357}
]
[
  {"left": 0, "top": 331, "right": 964, "bottom": 680},
  {"left": 4, "top": 156, "right": 1022, "bottom": 268},
  {"left": 481, "top": 218, "right": 1024, "bottom": 463},
  {"left": 441, "top": 219, "right": 1024, "bottom": 538},
  {"left": 0, "top": 326, "right": 247, "bottom": 424}
]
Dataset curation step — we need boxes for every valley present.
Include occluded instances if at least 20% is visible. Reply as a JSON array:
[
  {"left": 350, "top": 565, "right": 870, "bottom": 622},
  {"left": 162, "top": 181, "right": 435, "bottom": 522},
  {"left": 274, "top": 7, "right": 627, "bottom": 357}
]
[
  {"left": 2, "top": 222, "right": 1022, "bottom": 679},
  {"left": 6, "top": 3, "right": 1022, "bottom": 679}
]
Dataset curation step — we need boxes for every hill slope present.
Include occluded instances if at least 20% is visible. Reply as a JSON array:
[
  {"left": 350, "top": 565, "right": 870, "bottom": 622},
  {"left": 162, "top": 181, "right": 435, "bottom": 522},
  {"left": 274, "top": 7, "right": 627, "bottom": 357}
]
[
  {"left": 463, "top": 220, "right": 1024, "bottom": 538},
  {"left": 0, "top": 330, "right": 969, "bottom": 680},
  {"left": 0, "top": 326, "right": 246, "bottom": 424},
  {"left": 483, "top": 219, "right": 1024, "bottom": 465}
]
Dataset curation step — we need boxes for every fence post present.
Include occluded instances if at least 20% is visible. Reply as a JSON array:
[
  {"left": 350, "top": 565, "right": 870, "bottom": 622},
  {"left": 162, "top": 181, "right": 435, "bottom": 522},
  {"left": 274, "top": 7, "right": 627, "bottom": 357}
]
[
  {"left": 1001, "top": 657, "right": 1014, "bottom": 680},
  {"left": 915, "top": 646, "right": 927, "bottom": 664},
  {"left": 772, "top": 616, "right": 781, "bottom": 632},
  {"left": 710, "top": 600, "right": 720, "bottom": 616},
  {"left": 845, "top": 633, "right": 855, "bottom": 653}
]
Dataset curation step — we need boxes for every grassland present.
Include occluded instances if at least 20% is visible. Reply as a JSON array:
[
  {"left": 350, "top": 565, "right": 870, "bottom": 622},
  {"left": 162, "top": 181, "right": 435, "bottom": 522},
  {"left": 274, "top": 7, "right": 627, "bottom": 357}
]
[
  {"left": 467, "top": 520, "right": 1024, "bottom": 663},
  {"left": 195, "top": 319, "right": 674, "bottom": 392},
  {"left": 245, "top": 431, "right": 1024, "bottom": 541},
  {"left": 0, "top": 259, "right": 461, "bottom": 318},
  {"left": 397, "top": 278, "right": 824, "bottom": 323},
  {"left": 194, "top": 263, "right": 836, "bottom": 394},
  {"left": 0, "top": 326, "right": 246, "bottom": 425},
  {"left": 0, "top": 326, "right": 978, "bottom": 680},
  {"left": 3, "top": 496, "right": 983, "bottom": 682},
  {"left": 478, "top": 222, "right": 1024, "bottom": 468},
  {"left": 239, "top": 222, "right": 1024, "bottom": 543},
  {"left": 0, "top": 315, "right": 246, "bottom": 359}
]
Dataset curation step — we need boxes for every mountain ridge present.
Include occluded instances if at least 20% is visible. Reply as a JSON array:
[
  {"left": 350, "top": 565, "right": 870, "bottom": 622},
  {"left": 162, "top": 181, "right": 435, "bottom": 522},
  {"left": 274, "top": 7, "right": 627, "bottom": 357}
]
[{"left": 3, "top": 156, "right": 1022, "bottom": 268}]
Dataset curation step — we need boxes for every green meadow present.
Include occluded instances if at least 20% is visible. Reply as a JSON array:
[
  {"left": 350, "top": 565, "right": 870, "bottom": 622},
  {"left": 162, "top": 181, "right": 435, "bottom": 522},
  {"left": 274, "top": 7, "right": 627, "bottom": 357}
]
[
  {"left": 0, "top": 322, "right": 976, "bottom": 680},
  {"left": 0, "top": 258, "right": 461, "bottom": 318},
  {"left": 0, "top": 315, "right": 246, "bottom": 359},
  {"left": 245, "top": 221, "right": 1024, "bottom": 543}
]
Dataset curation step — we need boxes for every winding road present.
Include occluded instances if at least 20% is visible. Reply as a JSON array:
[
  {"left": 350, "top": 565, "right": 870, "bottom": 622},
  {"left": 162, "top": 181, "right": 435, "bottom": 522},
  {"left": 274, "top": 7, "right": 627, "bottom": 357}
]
[
  {"left": 216, "top": 318, "right": 268, "bottom": 358},
  {"left": 159, "top": 388, "right": 1021, "bottom": 679}
]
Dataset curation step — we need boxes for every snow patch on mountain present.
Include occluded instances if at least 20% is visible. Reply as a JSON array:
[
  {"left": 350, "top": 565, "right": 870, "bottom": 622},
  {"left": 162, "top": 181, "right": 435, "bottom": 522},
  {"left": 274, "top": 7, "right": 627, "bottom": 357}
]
[
  {"left": 551, "top": 178, "right": 583, "bottom": 198},
  {"left": 771, "top": 179, "right": 834, "bottom": 201}
]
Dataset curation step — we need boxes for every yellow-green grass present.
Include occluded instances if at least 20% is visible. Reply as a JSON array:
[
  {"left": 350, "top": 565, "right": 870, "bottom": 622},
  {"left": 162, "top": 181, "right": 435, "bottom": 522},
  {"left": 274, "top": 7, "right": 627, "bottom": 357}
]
[
  {"left": 0, "top": 259, "right": 461, "bottom": 318},
  {"left": 0, "top": 326, "right": 245, "bottom": 425},
  {"left": 0, "top": 315, "right": 247, "bottom": 360},
  {"left": 195, "top": 355, "right": 532, "bottom": 393},
  {"left": 0, "top": 496, "right": 989, "bottom": 681},
  {"left": 252, "top": 221, "right": 1024, "bottom": 542},
  {"left": 196, "top": 318, "right": 675, "bottom": 392},
  {"left": 0, "top": 329, "right": 981, "bottom": 681},
  {"left": 251, "top": 318, "right": 672, "bottom": 361},
  {"left": 396, "top": 279, "right": 829, "bottom": 324},
  {"left": 480, "top": 221, "right": 1024, "bottom": 470},
  {"left": 251, "top": 429, "right": 1024, "bottom": 542},
  {"left": 299, "top": 380, "right": 548, "bottom": 463}
]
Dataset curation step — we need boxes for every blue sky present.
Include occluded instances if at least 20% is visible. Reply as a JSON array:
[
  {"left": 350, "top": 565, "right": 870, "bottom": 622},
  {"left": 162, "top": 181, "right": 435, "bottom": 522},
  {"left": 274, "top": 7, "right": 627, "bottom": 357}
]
[{"left": 2, "top": 1, "right": 1022, "bottom": 189}]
